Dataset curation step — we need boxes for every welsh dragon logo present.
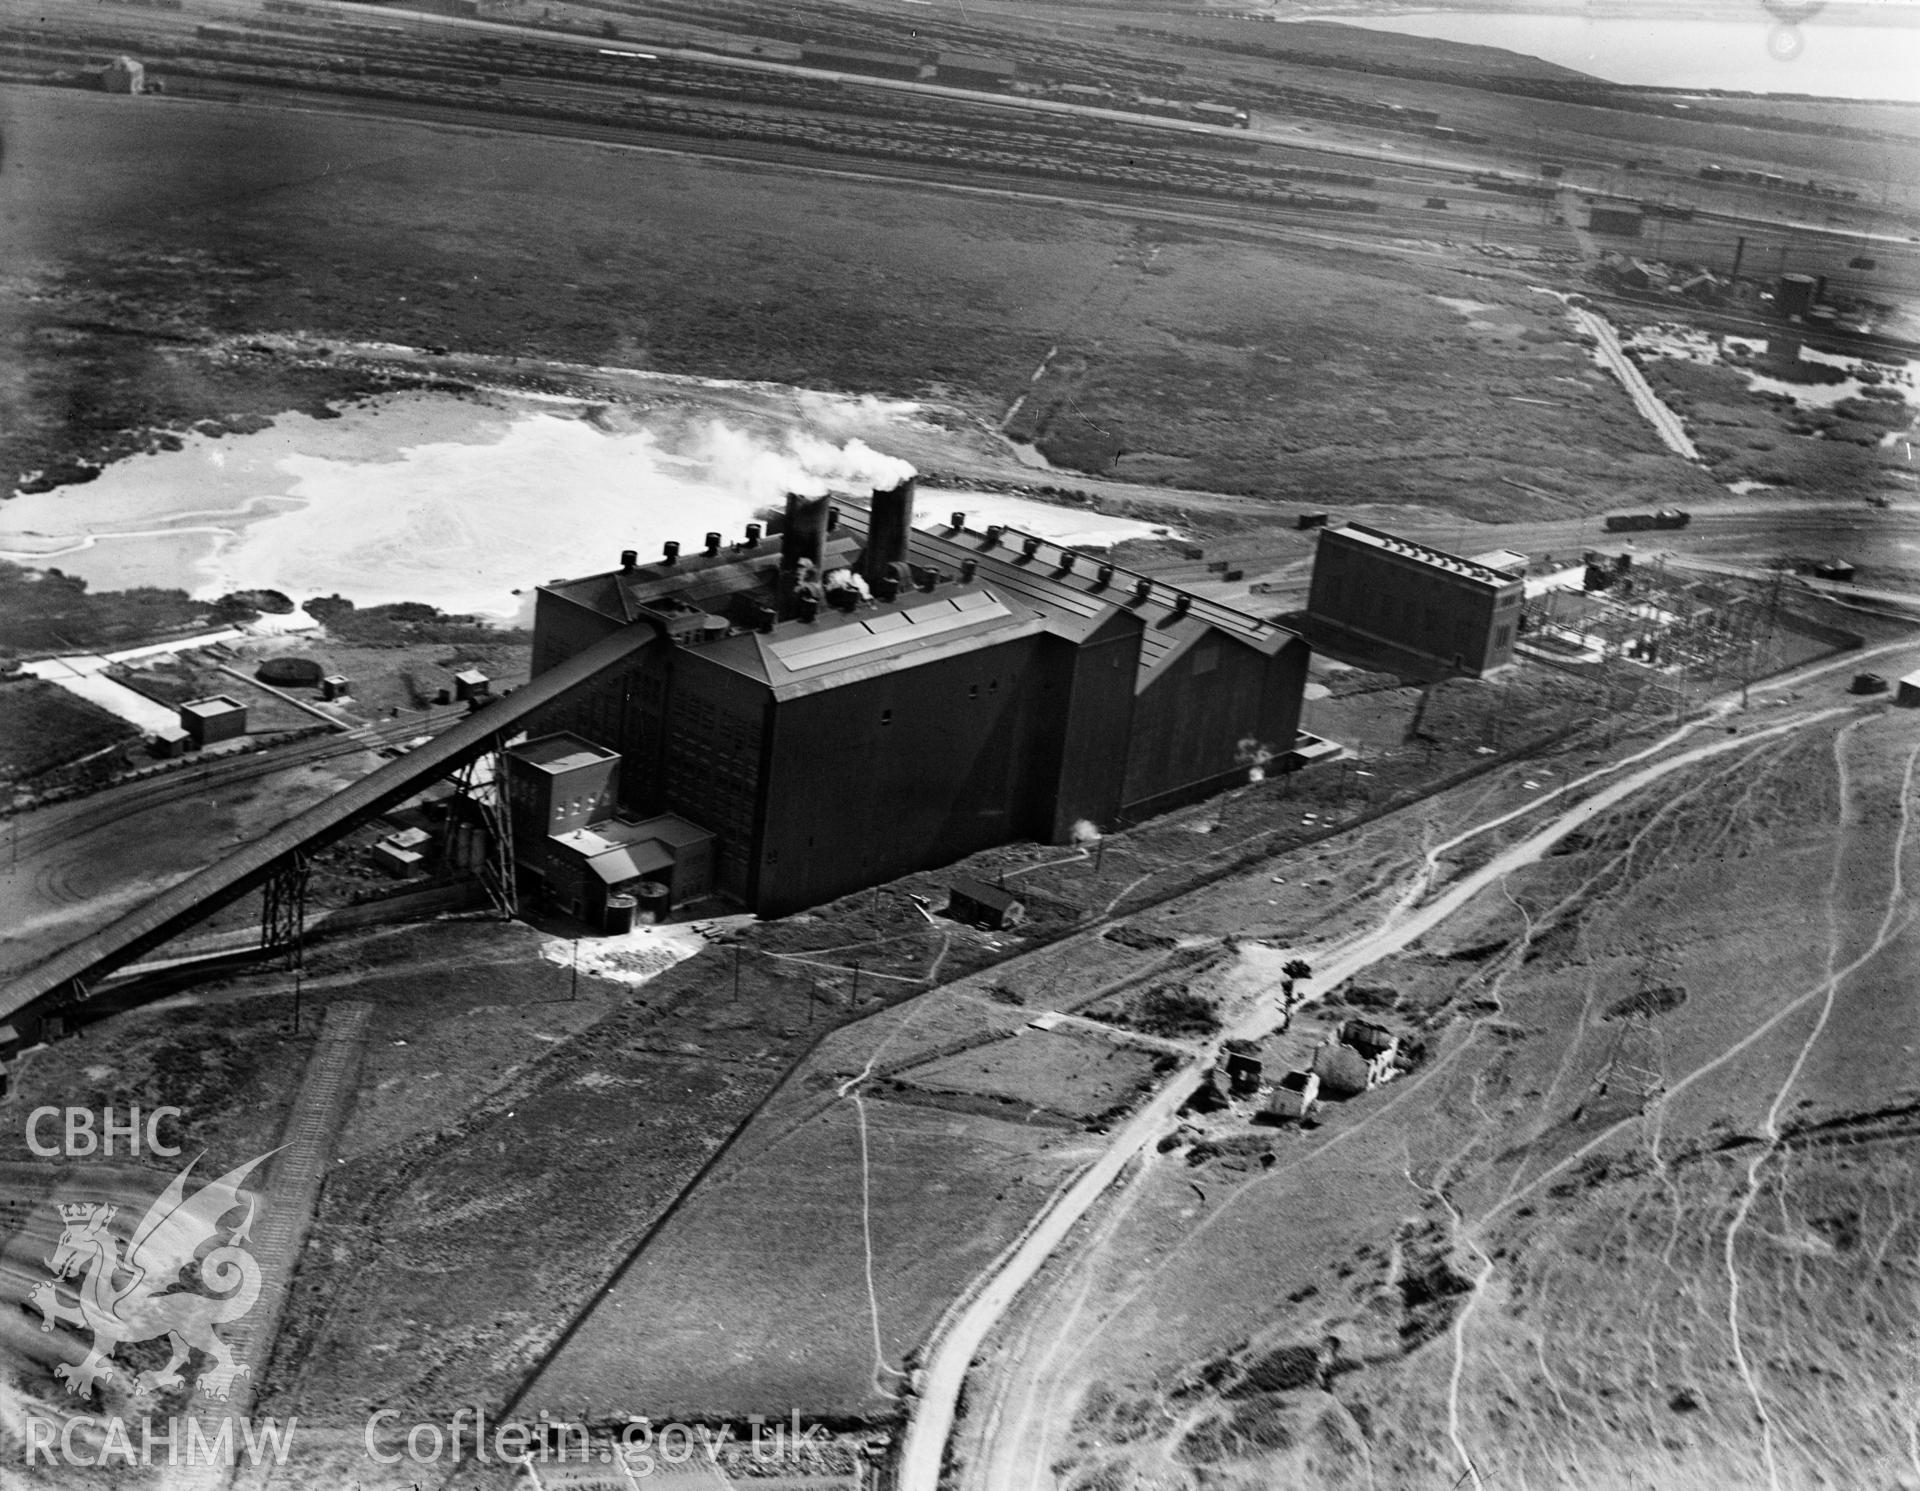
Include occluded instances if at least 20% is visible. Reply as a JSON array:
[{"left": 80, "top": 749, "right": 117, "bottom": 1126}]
[{"left": 30, "top": 1151, "right": 275, "bottom": 1401}]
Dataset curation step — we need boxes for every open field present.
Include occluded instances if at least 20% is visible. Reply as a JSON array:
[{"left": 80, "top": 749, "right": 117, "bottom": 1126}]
[
  {"left": 0, "top": 677, "right": 137, "bottom": 781},
  {"left": 0, "top": 81, "right": 1716, "bottom": 522},
  {"left": 953, "top": 687, "right": 1920, "bottom": 1491}
]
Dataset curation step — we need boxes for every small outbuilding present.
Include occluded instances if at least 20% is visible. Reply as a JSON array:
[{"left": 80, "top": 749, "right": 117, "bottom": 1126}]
[
  {"left": 1897, "top": 670, "right": 1920, "bottom": 707},
  {"left": 1339, "top": 1018, "right": 1400, "bottom": 1088},
  {"left": 370, "top": 839, "right": 426, "bottom": 877},
  {"left": 321, "top": 674, "right": 352, "bottom": 701},
  {"left": 947, "top": 876, "right": 1026, "bottom": 931},
  {"left": 1268, "top": 1069, "right": 1320, "bottom": 1120},
  {"left": 452, "top": 669, "right": 491, "bottom": 702},
  {"left": 179, "top": 695, "right": 247, "bottom": 747},
  {"left": 1851, "top": 672, "right": 1888, "bottom": 696},
  {"left": 150, "top": 724, "right": 192, "bottom": 759},
  {"left": 1222, "top": 1037, "right": 1264, "bottom": 1096},
  {"left": 100, "top": 56, "right": 146, "bottom": 94}
]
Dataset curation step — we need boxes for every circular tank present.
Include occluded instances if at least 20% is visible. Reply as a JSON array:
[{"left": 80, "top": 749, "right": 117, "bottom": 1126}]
[
  {"left": 603, "top": 894, "right": 636, "bottom": 936},
  {"left": 1776, "top": 273, "right": 1817, "bottom": 318},
  {"left": 634, "top": 881, "right": 671, "bottom": 925}
]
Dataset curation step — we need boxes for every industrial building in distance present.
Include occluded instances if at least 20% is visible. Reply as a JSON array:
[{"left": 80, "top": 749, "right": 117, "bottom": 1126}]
[
  {"left": 526, "top": 481, "right": 1309, "bottom": 920},
  {"left": 1306, "top": 522, "right": 1525, "bottom": 677}
]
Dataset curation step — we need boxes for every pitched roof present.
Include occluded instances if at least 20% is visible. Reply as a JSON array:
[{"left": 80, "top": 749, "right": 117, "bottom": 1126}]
[
  {"left": 834, "top": 502, "right": 1301, "bottom": 689},
  {"left": 534, "top": 495, "right": 1305, "bottom": 698}
]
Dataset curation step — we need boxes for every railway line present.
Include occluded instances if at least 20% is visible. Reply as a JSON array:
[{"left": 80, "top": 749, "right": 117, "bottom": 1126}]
[
  {"left": 128, "top": 75, "right": 1572, "bottom": 264},
  {"left": 1, "top": 710, "right": 455, "bottom": 861}
]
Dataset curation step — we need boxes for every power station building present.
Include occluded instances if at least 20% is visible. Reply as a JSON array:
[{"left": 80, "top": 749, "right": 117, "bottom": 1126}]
[
  {"left": 523, "top": 481, "right": 1309, "bottom": 919},
  {"left": 1306, "top": 523, "right": 1523, "bottom": 677}
]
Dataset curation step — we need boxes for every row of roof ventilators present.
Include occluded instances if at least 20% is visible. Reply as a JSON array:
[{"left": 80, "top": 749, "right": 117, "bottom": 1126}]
[{"left": 602, "top": 484, "right": 1242, "bottom": 632}]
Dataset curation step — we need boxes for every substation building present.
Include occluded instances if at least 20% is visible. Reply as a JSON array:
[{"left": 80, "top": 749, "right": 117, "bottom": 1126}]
[
  {"left": 521, "top": 481, "right": 1310, "bottom": 921},
  {"left": 1305, "top": 523, "right": 1524, "bottom": 677}
]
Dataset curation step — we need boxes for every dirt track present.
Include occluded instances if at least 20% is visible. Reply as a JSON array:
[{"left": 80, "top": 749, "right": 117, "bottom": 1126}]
[{"left": 944, "top": 644, "right": 1920, "bottom": 1490}]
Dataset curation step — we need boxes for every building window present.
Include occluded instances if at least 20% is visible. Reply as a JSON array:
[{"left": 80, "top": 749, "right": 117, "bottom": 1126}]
[
  {"left": 988, "top": 678, "right": 999, "bottom": 694},
  {"left": 880, "top": 709, "right": 893, "bottom": 726},
  {"left": 968, "top": 684, "right": 979, "bottom": 700},
  {"left": 1495, "top": 624, "right": 1513, "bottom": 650}
]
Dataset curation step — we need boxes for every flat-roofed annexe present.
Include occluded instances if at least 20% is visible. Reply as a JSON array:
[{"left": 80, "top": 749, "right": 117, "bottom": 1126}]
[
  {"left": 528, "top": 486, "right": 1309, "bottom": 917},
  {"left": 1306, "top": 522, "right": 1524, "bottom": 677}
]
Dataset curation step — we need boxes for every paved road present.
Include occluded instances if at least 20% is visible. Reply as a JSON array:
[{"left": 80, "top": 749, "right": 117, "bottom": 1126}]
[{"left": 898, "top": 671, "right": 1867, "bottom": 1491}]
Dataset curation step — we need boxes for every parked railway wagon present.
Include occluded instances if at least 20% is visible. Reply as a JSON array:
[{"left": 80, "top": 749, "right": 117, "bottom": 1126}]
[{"left": 1603, "top": 509, "right": 1691, "bottom": 533}]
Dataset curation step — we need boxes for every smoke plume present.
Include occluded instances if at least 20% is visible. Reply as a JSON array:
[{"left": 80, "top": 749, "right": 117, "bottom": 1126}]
[
  {"left": 824, "top": 568, "right": 872, "bottom": 600},
  {"left": 687, "top": 420, "right": 915, "bottom": 504}
]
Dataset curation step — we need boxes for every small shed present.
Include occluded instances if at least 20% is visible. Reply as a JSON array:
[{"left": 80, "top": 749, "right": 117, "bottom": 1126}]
[
  {"left": 101, "top": 56, "right": 146, "bottom": 93},
  {"left": 0, "top": 1024, "right": 21, "bottom": 1063},
  {"left": 1897, "top": 670, "right": 1920, "bottom": 707},
  {"left": 1850, "top": 673, "right": 1888, "bottom": 696},
  {"left": 947, "top": 876, "right": 1026, "bottom": 930},
  {"left": 1339, "top": 1018, "right": 1400, "bottom": 1087},
  {"left": 1812, "top": 559, "right": 1856, "bottom": 583},
  {"left": 1268, "top": 1069, "right": 1319, "bottom": 1120},
  {"left": 453, "top": 669, "right": 491, "bottom": 702},
  {"left": 150, "top": 724, "right": 192, "bottom": 759},
  {"left": 179, "top": 695, "right": 247, "bottom": 746},
  {"left": 321, "top": 674, "right": 352, "bottom": 701},
  {"left": 1222, "top": 1037, "right": 1263, "bottom": 1096},
  {"left": 370, "top": 840, "right": 425, "bottom": 877}
]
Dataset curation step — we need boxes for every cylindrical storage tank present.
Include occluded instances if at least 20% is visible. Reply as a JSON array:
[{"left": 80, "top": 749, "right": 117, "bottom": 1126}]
[
  {"left": 603, "top": 894, "right": 636, "bottom": 936},
  {"left": 1777, "top": 273, "right": 1816, "bottom": 318},
  {"left": 634, "top": 881, "right": 671, "bottom": 925}
]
